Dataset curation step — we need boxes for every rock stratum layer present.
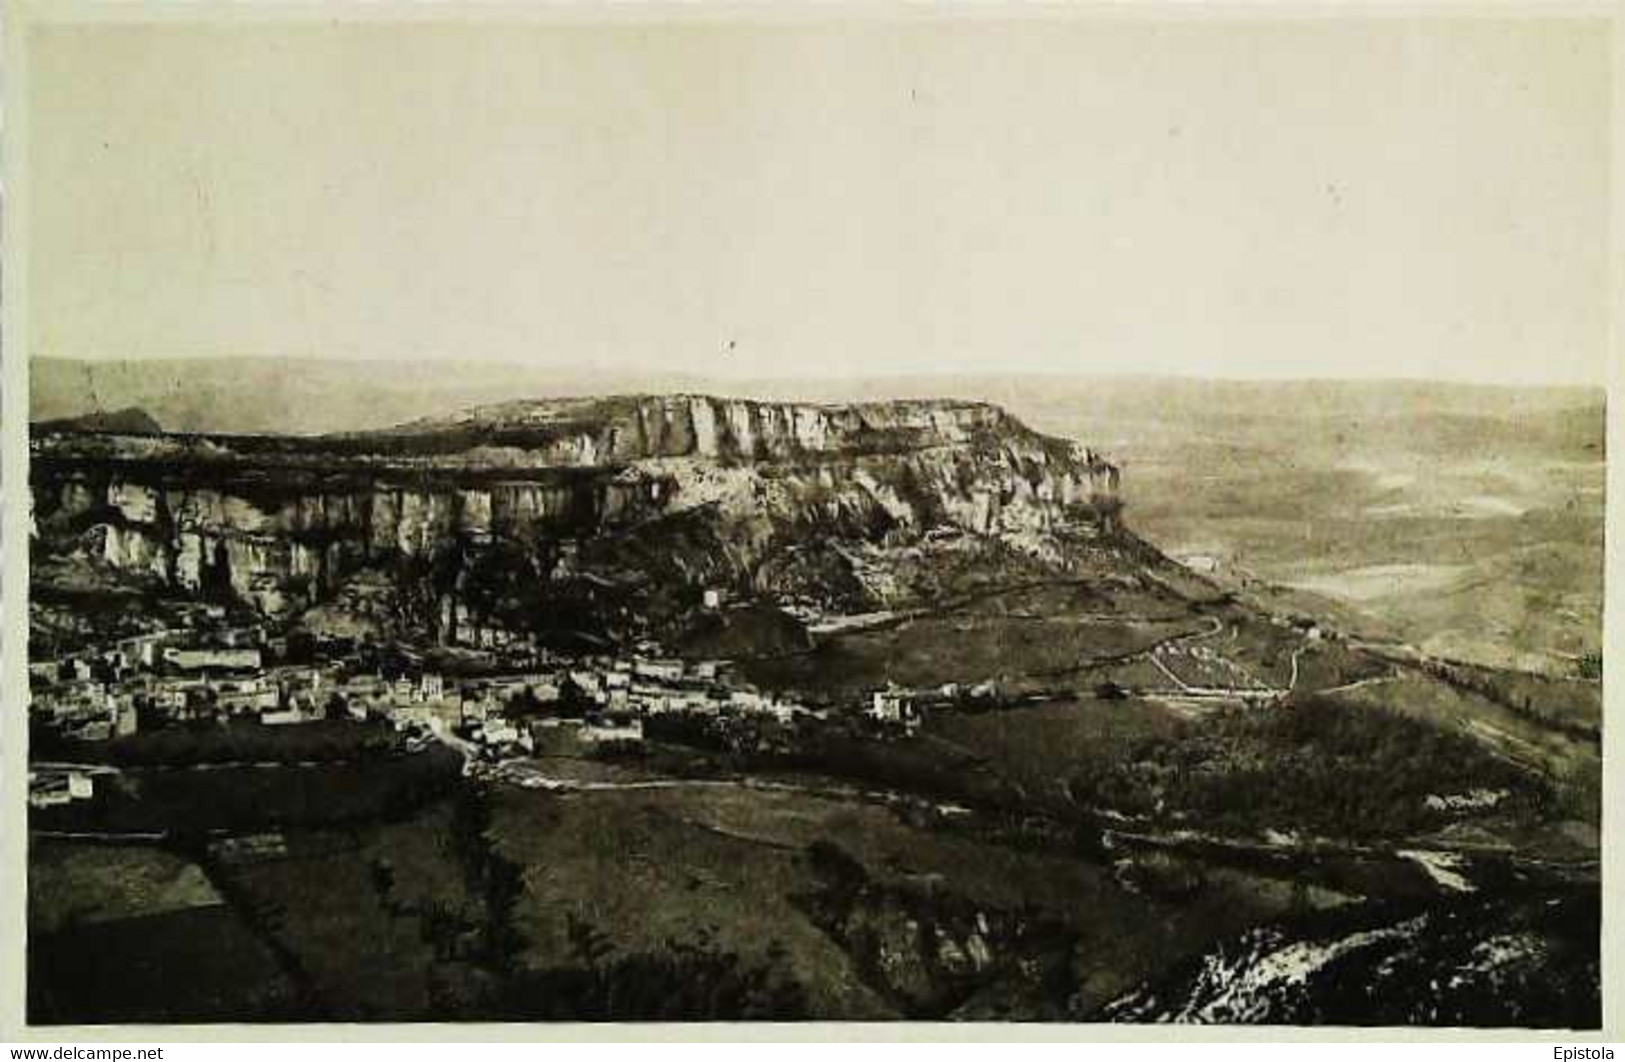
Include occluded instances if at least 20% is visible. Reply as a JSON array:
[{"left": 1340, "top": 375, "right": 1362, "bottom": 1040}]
[{"left": 31, "top": 395, "right": 1122, "bottom": 627}]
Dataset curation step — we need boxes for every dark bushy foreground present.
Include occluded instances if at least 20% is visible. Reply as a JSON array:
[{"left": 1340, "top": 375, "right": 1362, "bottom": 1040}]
[{"left": 1072, "top": 695, "right": 1558, "bottom": 842}]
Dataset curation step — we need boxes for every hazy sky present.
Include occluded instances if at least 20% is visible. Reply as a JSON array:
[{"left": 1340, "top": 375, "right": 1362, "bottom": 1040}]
[{"left": 28, "top": 15, "right": 1611, "bottom": 385}]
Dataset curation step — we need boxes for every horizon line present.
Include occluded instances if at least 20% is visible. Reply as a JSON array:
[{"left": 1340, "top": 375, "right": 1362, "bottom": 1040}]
[{"left": 28, "top": 353, "right": 1607, "bottom": 392}]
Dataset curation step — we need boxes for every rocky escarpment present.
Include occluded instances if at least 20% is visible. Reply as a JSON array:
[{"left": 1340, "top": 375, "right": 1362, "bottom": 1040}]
[{"left": 30, "top": 395, "right": 1122, "bottom": 626}]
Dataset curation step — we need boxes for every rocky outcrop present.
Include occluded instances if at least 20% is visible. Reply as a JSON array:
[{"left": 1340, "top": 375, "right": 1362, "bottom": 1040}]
[
  {"left": 370, "top": 395, "right": 1021, "bottom": 465},
  {"left": 31, "top": 396, "right": 1121, "bottom": 619}
]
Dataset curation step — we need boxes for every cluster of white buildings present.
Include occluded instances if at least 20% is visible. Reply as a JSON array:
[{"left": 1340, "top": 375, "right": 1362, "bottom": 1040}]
[
  {"left": 444, "top": 654, "right": 802, "bottom": 729},
  {"left": 374, "top": 652, "right": 816, "bottom": 759},
  {"left": 31, "top": 606, "right": 831, "bottom": 763},
  {"left": 29, "top": 613, "right": 278, "bottom": 732},
  {"left": 30, "top": 620, "right": 338, "bottom": 737},
  {"left": 570, "top": 656, "right": 803, "bottom": 725},
  {"left": 27, "top": 766, "right": 99, "bottom": 809}
]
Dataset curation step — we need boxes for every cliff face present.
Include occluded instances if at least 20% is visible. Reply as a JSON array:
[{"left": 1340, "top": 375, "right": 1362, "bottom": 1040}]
[
  {"left": 365, "top": 394, "right": 1018, "bottom": 464},
  {"left": 31, "top": 396, "right": 1121, "bottom": 619}
]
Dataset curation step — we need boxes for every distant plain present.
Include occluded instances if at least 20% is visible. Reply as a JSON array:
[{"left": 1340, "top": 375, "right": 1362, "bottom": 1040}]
[{"left": 813, "top": 374, "right": 1604, "bottom": 677}]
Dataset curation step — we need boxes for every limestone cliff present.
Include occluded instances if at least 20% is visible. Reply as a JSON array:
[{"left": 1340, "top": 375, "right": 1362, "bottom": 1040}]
[{"left": 31, "top": 396, "right": 1121, "bottom": 621}]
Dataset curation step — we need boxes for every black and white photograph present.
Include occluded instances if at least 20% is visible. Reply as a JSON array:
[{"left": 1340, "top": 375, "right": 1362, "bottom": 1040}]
[{"left": 5, "top": 2, "right": 1612, "bottom": 1034}]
